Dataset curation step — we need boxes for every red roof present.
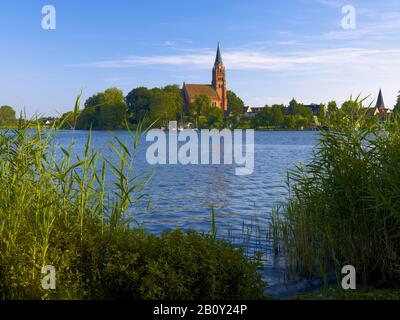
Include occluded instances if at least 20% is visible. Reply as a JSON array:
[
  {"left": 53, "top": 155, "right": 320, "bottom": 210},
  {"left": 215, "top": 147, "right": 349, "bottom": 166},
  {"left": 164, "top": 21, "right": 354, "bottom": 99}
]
[{"left": 183, "top": 84, "right": 219, "bottom": 100}]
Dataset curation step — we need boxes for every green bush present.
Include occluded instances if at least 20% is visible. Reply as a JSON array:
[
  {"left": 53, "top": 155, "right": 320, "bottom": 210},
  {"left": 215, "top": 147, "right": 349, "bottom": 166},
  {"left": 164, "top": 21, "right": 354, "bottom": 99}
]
[
  {"left": 89, "top": 229, "right": 264, "bottom": 300},
  {"left": 273, "top": 97, "right": 400, "bottom": 287},
  {"left": 2, "top": 226, "right": 264, "bottom": 300}
]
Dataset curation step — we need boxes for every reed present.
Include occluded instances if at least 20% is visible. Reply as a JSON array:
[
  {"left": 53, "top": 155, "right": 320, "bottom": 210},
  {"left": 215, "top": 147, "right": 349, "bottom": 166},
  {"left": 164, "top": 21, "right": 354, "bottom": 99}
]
[{"left": 271, "top": 97, "right": 400, "bottom": 287}]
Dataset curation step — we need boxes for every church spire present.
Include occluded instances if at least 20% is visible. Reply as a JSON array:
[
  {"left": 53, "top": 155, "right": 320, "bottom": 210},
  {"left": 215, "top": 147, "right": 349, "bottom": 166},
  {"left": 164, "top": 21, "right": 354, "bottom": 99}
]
[
  {"left": 214, "top": 42, "right": 223, "bottom": 66},
  {"left": 211, "top": 42, "right": 227, "bottom": 111},
  {"left": 376, "top": 89, "right": 385, "bottom": 110}
]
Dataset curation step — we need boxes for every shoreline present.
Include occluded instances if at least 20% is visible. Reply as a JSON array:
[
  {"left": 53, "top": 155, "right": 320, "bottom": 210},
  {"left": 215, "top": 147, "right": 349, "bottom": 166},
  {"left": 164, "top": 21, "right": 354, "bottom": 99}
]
[{"left": 1, "top": 126, "right": 321, "bottom": 132}]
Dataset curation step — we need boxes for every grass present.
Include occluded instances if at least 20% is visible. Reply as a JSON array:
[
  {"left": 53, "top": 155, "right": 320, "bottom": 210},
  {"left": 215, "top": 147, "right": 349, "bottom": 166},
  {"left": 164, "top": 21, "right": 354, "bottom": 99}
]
[
  {"left": 271, "top": 97, "right": 400, "bottom": 289},
  {"left": 0, "top": 96, "right": 265, "bottom": 300}
]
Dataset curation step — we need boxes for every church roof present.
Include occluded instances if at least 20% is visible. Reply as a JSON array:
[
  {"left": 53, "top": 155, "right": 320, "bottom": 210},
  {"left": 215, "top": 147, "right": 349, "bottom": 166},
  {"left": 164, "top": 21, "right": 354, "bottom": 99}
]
[
  {"left": 376, "top": 89, "right": 385, "bottom": 109},
  {"left": 183, "top": 84, "right": 219, "bottom": 100},
  {"left": 214, "top": 43, "right": 223, "bottom": 65}
]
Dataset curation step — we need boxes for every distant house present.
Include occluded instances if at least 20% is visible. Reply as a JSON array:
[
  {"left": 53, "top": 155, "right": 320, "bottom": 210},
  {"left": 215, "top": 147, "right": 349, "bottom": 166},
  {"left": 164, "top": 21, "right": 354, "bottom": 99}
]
[
  {"left": 40, "top": 117, "right": 55, "bottom": 127},
  {"left": 243, "top": 106, "right": 263, "bottom": 117}
]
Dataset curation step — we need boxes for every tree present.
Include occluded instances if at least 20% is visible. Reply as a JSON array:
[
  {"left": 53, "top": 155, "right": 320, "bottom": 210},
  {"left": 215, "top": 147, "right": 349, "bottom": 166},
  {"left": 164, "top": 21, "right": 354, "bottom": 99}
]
[
  {"left": 0, "top": 105, "right": 16, "bottom": 126},
  {"left": 76, "top": 107, "right": 97, "bottom": 130},
  {"left": 189, "top": 95, "right": 211, "bottom": 128},
  {"left": 207, "top": 108, "right": 224, "bottom": 128},
  {"left": 78, "top": 87, "right": 128, "bottom": 130},
  {"left": 252, "top": 106, "right": 273, "bottom": 128},
  {"left": 161, "top": 85, "right": 184, "bottom": 122},
  {"left": 77, "top": 103, "right": 128, "bottom": 131},
  {"left": 125, "top": 87, "right": 152, "bottom": 122},
  {"left": 295, "top": 116, "right": 309, "bottom": 130},
  {"left": 227, "top": 91, "right": 245, "bottom": 128},
  {"left": 96, "top": 102, "right": 127, "bottom": 130},
  {"left": 271, "top": 104, "right": 285, "bottom": 127},
  {"left": 189, "top": 95, "right": 212, "bottom": 116},
  {"left": 318, "top": 104, "right": 326, "bottom": 117},
  {"left": 287, "top": 98, "right": 313, "bottom": 120},
  {"left": 288, "top": 99, "right": 303, "bottom": 116},
  {"left": 163, "top": 84, "right": 181, "bottom": 95},
  {"left": 284, "top": 115, "right": 296, "bottom": 129},
  {"left": 58, "top": 111, "right": 75, "bottom": 129},
  {"left": 197, "top": 116, "right": 208, "bottom": 129},
  {"left": 187, "top": 95, "right": 230, "bottom": 128},
  {"left": 328, "top": 100, "right": 338, "bottom": 116},
  {"left": 126, "top": 85, "right": 183, "bottom": 125},
  {"left": 148, "top": 90, "right": 181, "bottom": 126},
  {"left": 303, "top": 108, "right": 313, "bottom": 123},
  {"left": 227, "top": 91, "right": 244, "bottom": 116},
  {"left": 85, "top": 87, "right": 125, "bottom": 109}
]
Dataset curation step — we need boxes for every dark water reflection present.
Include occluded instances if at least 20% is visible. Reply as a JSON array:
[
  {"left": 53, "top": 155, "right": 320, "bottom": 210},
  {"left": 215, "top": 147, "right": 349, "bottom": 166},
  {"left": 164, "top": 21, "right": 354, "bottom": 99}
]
[{"left": 54, "top": 130, "right": 318, "bottom": 285}]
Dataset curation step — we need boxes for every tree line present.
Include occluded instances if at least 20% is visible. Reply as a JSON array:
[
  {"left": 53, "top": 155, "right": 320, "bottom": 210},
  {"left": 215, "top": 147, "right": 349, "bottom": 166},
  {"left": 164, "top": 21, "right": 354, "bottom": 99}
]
[
  {"left": 59, "top": 85, "right": 328, "bottom": 130},
  {"left": 249, "top": 99, "right": 337, "bottom": 130},
  {"left": 59, "top": 85, "right": 246, "bottom": 130},
  {"left": 2, "top": 89, "right": 400, "bottom": 130}
]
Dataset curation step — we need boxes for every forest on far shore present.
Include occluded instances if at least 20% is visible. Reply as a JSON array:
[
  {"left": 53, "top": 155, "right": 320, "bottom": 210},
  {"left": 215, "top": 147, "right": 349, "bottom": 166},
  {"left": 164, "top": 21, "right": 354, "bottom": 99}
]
[{"left": 2, "top": 87, "right": 400, "bottom": 130}]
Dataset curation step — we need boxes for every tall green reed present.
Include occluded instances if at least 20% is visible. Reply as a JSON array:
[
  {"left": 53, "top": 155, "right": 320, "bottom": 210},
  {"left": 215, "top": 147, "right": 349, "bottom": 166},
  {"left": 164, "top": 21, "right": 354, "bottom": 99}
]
[
  {"left": 271, "top": 97, "right": 400, "bottom": 287},
  {"left": 0, "top": 95, "right": 145, "bottom": 299}
]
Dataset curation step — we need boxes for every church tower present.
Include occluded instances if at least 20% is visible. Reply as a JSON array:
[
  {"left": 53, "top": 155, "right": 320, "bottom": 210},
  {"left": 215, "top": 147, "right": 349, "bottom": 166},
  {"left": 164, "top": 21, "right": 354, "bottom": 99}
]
[
  {"left": 212, "top": 43, "right": 228, "bottom": 111},
  {"left": 376, "top": 89, "right": 385, "bottom": 111}
]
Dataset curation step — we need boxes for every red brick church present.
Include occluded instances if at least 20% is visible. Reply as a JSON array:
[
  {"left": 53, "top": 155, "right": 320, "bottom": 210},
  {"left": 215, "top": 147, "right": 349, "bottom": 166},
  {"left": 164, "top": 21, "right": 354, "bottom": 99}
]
[{"left": 182, "top": 43, "right": 228, "bottom": 113}]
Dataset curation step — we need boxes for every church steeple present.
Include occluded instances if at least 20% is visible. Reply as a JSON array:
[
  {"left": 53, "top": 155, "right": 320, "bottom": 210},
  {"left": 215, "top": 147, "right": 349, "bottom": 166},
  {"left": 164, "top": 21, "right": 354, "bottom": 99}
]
[
  {"left": 212, "top": 43, "right": 227, "bottom": 111},
  {"left": 215, "top": 42, "right": 223, "bottom": 66},
  {"left": 376, "top": 89, "right": 385, "bottom": 110}
]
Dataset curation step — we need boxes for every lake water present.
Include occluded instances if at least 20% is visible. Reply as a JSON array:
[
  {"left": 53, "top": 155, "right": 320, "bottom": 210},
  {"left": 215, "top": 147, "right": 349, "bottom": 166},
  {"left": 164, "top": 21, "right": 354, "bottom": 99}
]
[{"left": 55, "top": 130, "right": 319, "bottom": 285}]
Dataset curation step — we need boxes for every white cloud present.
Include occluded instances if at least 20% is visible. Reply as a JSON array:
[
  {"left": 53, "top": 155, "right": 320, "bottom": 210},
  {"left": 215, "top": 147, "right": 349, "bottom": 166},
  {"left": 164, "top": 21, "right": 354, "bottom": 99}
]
[{"left": 75, "top": 47, "right": 400, "bottom": 73}]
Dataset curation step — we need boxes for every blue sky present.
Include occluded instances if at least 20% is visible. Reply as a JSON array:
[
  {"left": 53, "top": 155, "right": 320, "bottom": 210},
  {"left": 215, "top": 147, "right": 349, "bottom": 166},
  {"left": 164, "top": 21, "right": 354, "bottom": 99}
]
[{"left": 1, "top": 0, "right": 400, "bottom": 117}]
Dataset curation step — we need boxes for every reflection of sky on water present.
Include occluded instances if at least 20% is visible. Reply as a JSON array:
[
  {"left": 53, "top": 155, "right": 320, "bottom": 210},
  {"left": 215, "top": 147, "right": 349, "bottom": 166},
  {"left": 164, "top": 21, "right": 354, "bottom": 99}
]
[{"left": 54, "top": 130, "right": 318, "bottom": 285}]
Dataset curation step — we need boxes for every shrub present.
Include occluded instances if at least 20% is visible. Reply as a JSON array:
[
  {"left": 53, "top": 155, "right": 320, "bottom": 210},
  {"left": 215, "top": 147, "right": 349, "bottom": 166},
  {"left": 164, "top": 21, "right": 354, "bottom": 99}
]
[{"left": 91, "top": 229, "right": 264, "bottom": 300}]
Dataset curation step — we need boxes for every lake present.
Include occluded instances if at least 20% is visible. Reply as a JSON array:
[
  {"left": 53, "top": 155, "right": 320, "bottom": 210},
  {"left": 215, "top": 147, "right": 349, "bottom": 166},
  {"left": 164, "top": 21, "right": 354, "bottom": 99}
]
[{"left": 54, "top": 130, "right": 319, "bottom": 285}]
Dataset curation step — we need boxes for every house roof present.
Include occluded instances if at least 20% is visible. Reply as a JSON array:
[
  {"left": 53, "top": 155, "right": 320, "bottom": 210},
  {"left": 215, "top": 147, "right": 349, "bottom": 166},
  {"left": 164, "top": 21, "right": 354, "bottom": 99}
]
[{"left": 183, "top": 84, "right": 219, "bottom": 100}]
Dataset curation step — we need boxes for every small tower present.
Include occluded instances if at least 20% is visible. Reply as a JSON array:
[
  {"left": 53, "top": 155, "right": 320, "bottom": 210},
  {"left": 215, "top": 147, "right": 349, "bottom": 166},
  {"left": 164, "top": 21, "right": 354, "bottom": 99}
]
[
  {"left": 212, "top": 43, "right": 228, "bottom": 111},
  {"left": 376, "top": 89, "right": 385, "bottom": 111}
]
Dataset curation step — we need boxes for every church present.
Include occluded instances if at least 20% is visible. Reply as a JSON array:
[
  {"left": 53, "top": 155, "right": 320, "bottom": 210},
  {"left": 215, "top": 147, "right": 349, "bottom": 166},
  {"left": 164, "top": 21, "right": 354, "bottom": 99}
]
[
  {"left": 373, "top": 89, "right": 391, "bottom": 115},
  {"left": 182, "top": 43, "right": 228, "bottom": 113}
]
